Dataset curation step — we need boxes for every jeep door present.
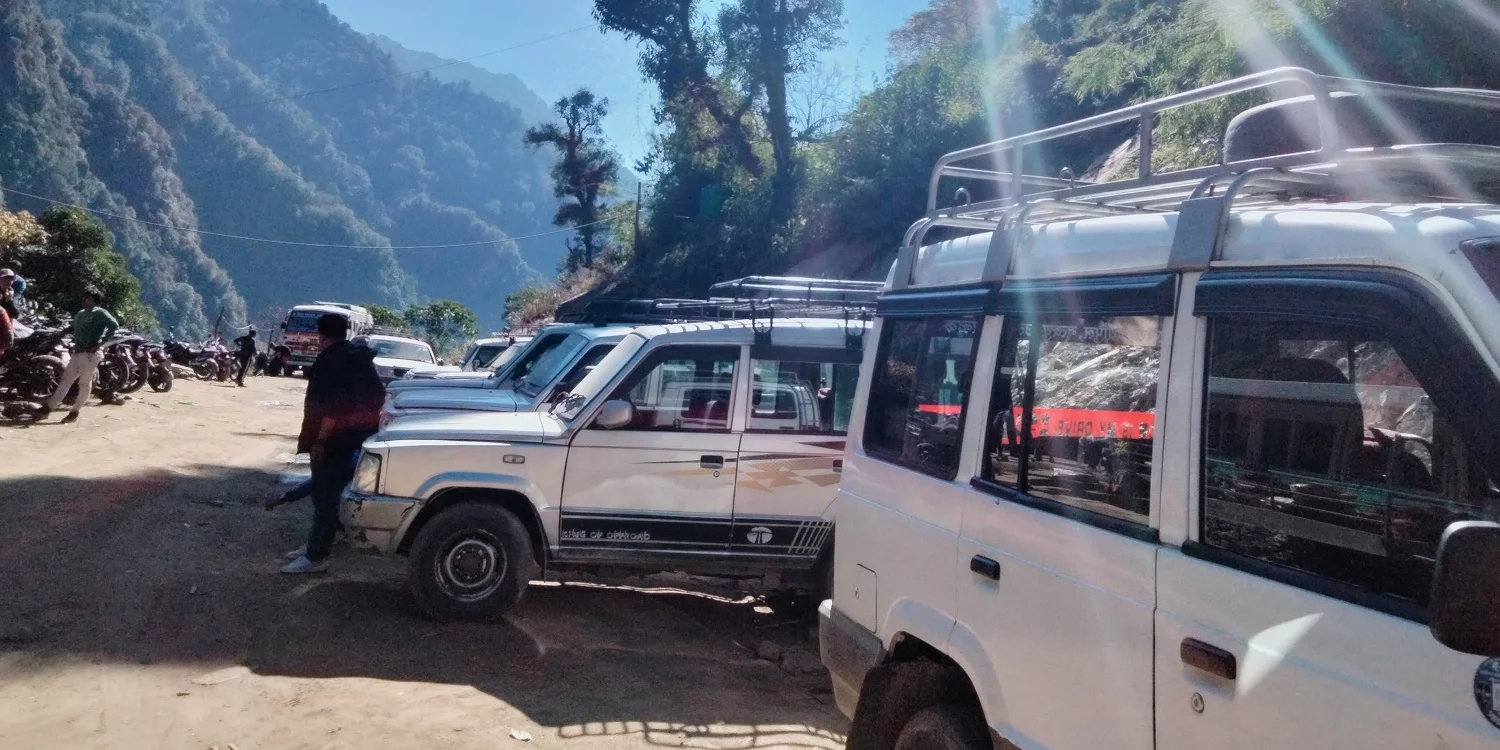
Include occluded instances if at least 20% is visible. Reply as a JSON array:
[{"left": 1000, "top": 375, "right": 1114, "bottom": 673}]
[
  {"left": 730, "top": 346, "right": 862, "bottom": 561},
  {"left": 956, "top": 278, "right": 1169, "bottom": 750},
  {"left": 1156, "top": 271, "right": 1500, "bottom": 749},
  {"left": 558, "top": 345, "right": 744, "bottom": 558}
]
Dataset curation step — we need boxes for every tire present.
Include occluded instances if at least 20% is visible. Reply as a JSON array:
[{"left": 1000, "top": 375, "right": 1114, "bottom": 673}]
[
  {"left": 405, "top": 503, "right": 537, "bottom": 622},
  {"left": 192, "top": 361, "right": 218, "bottom": 381},
  {"left": 19, "top": 355, "right": 63, "bottom": 401},
  {"left": 215, "top": 358, "right": 230, "bottom": 381},
  {"left": 119, "top": 359, "right": 148, "bottom": 394},
  {"left": 148, "top": 364, "right": 174, "bottom": 393},
  {"left": 892, "top": 705, "right": 989, "bottom": 750}
]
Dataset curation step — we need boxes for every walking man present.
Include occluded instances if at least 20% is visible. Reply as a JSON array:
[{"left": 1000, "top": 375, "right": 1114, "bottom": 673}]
[
  {"left": 233, "top": 327, "right": 258, "bottom": 386},
  {"left": 38, "top": 289, "right": 118, "bottom": 424},
  {"left": 282, "top": 313, "right": 382, "bottom": 574}
]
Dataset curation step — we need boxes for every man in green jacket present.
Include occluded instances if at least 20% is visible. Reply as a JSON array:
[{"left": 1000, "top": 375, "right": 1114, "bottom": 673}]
[{"left": 38, "top": 289, "right": 119, "bottom": 424}]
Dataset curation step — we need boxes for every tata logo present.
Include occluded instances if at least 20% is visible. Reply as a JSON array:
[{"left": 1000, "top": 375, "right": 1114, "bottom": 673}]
[{"left": 746, "top": 526, "right": 773, "bottom": 544}]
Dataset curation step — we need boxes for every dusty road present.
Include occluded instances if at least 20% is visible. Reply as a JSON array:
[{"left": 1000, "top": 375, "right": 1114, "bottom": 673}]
[{"left": 0, "top": 376, "right": 846, "bottom": 750}]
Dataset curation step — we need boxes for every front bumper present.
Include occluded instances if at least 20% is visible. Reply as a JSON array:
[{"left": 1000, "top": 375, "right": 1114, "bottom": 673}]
[
  {"left": 818, "top": 599, "right": 885, "bottom": 720},
  {"left": 339, "top": 491, "right": 420, "bottom": 555}
]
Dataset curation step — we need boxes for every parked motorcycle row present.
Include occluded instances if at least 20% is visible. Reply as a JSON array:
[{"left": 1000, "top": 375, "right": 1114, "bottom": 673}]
[{"left": 0, "top": 316, "right": 225, "bottom": 408}]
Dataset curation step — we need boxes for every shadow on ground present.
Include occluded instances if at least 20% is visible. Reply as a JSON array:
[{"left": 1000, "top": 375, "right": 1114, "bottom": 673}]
[{"left": 0, "top": 467, "right": 845, "bottom": 747}]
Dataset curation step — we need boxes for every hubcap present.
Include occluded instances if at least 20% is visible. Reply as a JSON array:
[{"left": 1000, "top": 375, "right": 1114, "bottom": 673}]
[{"left": 435, "top": 531, "right": 507, "bottom": 603}]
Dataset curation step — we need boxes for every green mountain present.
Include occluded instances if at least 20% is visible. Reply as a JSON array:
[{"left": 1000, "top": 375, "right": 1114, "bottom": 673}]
[{"left": 0, "top": 0, "right": 572, "bottom": 335}]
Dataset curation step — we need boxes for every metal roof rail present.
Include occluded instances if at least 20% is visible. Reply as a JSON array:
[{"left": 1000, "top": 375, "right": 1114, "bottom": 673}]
[{"left": 890, "top": 67, "right": 1500, "bottom": 287}]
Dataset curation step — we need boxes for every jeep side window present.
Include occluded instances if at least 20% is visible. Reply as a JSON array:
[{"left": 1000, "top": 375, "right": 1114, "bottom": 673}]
[
  {"left": 1201, "top": 319, "right": 1500, "bottom": 608},
  {"left": 863, "top": 317, "right": 978, "bottom": 478},
  {"left": 750, "top": 358, "right": 859, "bottom": 434},
  {"left": 605, "top": 346, "right": 739, "bottom": 432},
  {"left": 980, "top": 315, "right": 1161, "bottom": 526}
]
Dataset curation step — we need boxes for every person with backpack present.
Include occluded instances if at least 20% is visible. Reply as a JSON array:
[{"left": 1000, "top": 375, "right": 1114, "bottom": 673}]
[
  {"left": 233, "top": 327, "right": 257, "bottom": 386},
  {"left": 282, "top": 313, "right": 383, "bottom": 574}
]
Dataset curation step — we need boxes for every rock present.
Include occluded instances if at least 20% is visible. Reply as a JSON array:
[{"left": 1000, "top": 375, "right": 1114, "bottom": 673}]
[
  {"left": 509, "top": 729, "right": 533, "bottom": 742},
  {"left": 754, "top": 640, "right": 783, "bottom": 663},
  {"left": 779, "top": 648, "right": 827, "bottom": 676}
]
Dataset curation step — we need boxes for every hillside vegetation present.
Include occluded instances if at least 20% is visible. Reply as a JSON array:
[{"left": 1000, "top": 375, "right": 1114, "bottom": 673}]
[
  {"left": 530, "top": 0, "right": 1500, "bottom": 314},
  {"left": 0, "top": 0, "right": 572, "bottom": 336}
]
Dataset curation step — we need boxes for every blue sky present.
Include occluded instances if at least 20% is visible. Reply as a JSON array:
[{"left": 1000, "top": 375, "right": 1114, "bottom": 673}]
[{"left": 318, "top": 0, "right": 932, "bottom": 166}]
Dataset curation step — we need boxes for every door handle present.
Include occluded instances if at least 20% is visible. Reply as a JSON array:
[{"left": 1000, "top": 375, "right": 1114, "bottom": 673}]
[
  {"left": 969, "top": 555, "right": 1001, "bottom": 581},
  {"left": 832, "top": 459, "right": 843, "bottom": 474},
  {"left": 1180, "top": 638, "right": 1237, "bottom": 680},
  {"left": 700, "top": 455, "right": 725, "bottom": 469}
]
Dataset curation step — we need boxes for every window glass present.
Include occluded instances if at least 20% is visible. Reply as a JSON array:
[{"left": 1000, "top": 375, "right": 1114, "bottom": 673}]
[
  {"left": 1202, "top": 320, "right": 1500, "bottom": 608},
  {"left": 553, "top": 345, "right": 616, "bottom": 399},
  {"left": 750, "top": 359, "right": 860, "bottom": 434},
  {"left": 606, "top": 347, "right": 739, "bottom": 432},
  {"left": 362, "top": 338, "right": 434, "bottom": 363},
  {"left": 515, "top": 333, "right": 589, "bottom": 397},
  {"left": 284, "top": 311, "right": 323, "bottom": 333},
  {"left": 498, "top": 332, "right": 568, "bottom": 384},
  {"left": 983, "top": 316, "right": 1161, "bottom": 526},
  {"left": 470, "top": 344, "right": 507, "bottom": 369},
  {"left": 864, "top": 317, "right": 978, "bottom": 477}
]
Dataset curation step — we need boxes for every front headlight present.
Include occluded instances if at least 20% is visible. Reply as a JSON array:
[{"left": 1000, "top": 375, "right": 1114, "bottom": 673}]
[{"left": 351, "top": 452, "right": 382, "bottom": 494}]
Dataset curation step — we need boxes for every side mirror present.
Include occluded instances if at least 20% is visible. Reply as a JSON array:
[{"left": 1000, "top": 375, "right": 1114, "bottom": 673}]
[
  {"left": 1429, "top": 521, "right": 1500, "bottom": 656},
  {"left": 437, "top": 358, "right": 446, "bottom": 366},
  {"left": 593, "top": 399, "right": 635, "bottom": 430}
]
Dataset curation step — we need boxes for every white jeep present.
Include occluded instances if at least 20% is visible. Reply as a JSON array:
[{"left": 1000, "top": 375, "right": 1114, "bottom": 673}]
[
  {"left": 341, "top": 315, "right": 870, "bottom": 621},
  {"left": 820, "top": 69, "right": 1500, "bottom": 750}
]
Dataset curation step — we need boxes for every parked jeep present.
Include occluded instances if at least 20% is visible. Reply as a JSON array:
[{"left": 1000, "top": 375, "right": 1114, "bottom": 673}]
[{"left": 342, "top": 312, "right": 873, "bottom": 621}]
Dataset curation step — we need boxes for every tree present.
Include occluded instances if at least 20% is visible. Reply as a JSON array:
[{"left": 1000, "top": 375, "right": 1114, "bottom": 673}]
[
  {"left": 593, "top": 0, "right": 765, "bottom": 176},
  {"left": 525, "top": 89, "right": 620, "bottom": 271},
  {"left": 363, "top": 303, "right": 405, "bottom": 329},
  {"left": 718, "top": 0, "right": 843, "bottom": 206},
  {"left": 403, "top": 299, "right": 478, "bottom": 355},
  {"left": 0, "top": 207, "right": 157, "bottom": 329}
]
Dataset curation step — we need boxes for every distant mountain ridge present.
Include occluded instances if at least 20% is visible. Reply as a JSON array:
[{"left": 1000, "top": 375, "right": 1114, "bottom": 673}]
[
  {"left": 366, "top": 33, "right": 556, "bottom": 127},
  {"left": 0, "top": 0, "right": 573, "bottom": 335}
]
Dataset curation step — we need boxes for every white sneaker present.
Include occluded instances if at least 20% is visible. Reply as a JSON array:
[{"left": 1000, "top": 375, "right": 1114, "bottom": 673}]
[
  {"left": 280, "top": 556, "right": 328, "bottom": 574},
  {"left": 285, "top": 545, "right": 308, "bottom": 560}
]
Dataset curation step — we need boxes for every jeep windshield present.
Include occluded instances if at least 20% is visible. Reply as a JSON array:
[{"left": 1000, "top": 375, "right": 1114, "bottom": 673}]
[
  {"left": 514, "top": 332, "right": 589, "bottom": 398},
  {"left": 364, "top": 338, "right": 433, "bottom": 363},
  {"left": 492, "top": 331, "right": 567, "bottom": 384},
  {"left": 553, "top": 333, "right": 647, "bottom": 421}
]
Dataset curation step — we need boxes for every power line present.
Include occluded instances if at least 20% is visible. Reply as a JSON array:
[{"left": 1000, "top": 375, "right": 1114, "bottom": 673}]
[
  {"left": 0, "top": 187, "right": 606, "bottom": 249},
  {"left": 213, "top": 23, "right": 600, "bottom": 114}
]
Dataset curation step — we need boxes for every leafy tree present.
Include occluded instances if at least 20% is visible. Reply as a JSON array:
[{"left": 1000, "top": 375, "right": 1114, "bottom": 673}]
[
  {"left": 0, "top": 206, "right": 157, "bottom": 329},
  {"left": 524, "top": 89, "right": 620, "bottom": 271},
  {"left": 363, "top": 303, "right": 405, "bottom": 329},
  {"left": 403, "top": 299, "right": 478, "bottom": 355}
]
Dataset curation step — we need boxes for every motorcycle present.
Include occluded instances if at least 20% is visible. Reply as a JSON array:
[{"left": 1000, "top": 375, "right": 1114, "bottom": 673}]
[
  {"left": 163, "top": 332, "right": 222, "bottom": 381},
  {"left": 94, "top": 333, "right": 138, "bottom": 397},
  {"left": 0, "top": 324, "right": 68, "bottom": 401},
  {"left": 144, "top": 343, "right": 174, "bottom": 392},
  {"left": 114, "top": 334, "right": 151, "bottom": 395}
]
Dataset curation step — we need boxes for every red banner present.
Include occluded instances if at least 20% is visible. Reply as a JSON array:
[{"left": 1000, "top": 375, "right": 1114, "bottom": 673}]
[{"left": 918, "top": 404, "right": 1156, "bottom": 439}]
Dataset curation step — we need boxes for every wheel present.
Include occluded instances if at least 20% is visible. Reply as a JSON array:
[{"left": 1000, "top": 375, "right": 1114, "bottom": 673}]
[
  {"left": 19, "top": 355, "right": 63, "bottom": 401},
  {"left": 93, "top": 356, "right": 129, "bottom": 395},
  {"left": 119, "top": 359, "right": 148, "bottom": 394},
  {"left": 192, "top": 361, "right": 218, "bottom": 380},
  {"left": 893, "top": 705, "right": 989, "bottom": 750},
  {"left": 148, "top": 364, "right": 174, "bottom": 393},
  {"left": 406, "top": 504, "right": 536, "bottom": 621},
  {"left": 215, "top": 359, "right": 230, "bottom": 381}
]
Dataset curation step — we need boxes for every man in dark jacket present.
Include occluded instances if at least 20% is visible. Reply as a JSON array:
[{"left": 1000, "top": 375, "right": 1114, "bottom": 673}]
[
  {"left": 233, "top": 328, "right": 257, "bottom": 386},
  {"left": 282, "top": 313, "right": 383, "bottom": 574}
]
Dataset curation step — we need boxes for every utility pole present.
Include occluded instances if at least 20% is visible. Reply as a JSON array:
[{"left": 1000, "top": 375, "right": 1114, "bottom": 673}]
[{"left": 632, "top": 181, "right": 643, "bottom": 264}]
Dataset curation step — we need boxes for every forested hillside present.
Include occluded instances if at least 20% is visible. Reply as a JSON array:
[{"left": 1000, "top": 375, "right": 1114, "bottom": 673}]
[
  {"left": 527, "top": 0, "right": 1500, "bottom": 318},
  {"left": 0, "top": 0, "right": 570, "bottom": 336}
]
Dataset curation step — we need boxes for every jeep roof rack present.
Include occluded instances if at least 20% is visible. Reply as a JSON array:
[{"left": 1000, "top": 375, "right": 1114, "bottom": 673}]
[
  {"left": 564, "top": 276, "right": 881, "bottom": 347},
  {"left": 896, "top": 66, "right": 1500, "bottom": 288}
]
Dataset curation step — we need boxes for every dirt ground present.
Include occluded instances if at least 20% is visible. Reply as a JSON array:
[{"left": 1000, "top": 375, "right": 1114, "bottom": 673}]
[{"left": 0, "top": 376, "right": 847, "bottom": 750}]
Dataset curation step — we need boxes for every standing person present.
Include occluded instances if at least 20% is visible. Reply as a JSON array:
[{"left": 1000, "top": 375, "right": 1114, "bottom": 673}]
[
  {"left": 0, "top": 282, "right": 13, "bottom": 359},
  {"left": 0, "top": 268, "right": 19, "bottom": 321},
  {"left": 37, "top": 289, "right": 118, "bottom": 424},
  {"left": 282, "top": 313, "right": 382, "bottom": 574},
  {"left": 233, "top": 327, "right": 257, "bottom": 386}
]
